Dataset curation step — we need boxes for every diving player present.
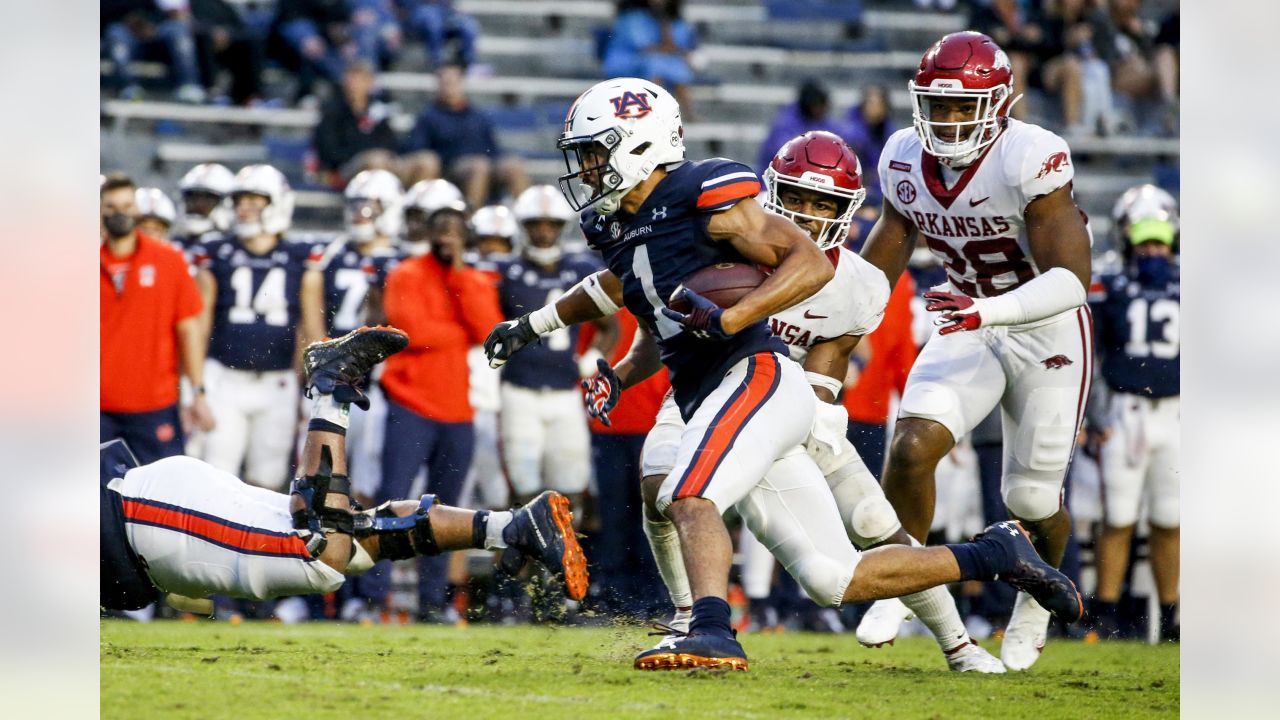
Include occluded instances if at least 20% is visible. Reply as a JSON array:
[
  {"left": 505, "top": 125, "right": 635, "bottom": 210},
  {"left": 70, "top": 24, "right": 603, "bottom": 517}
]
[
  {"left": 101, "top": 327, "right": 587, "bottom": 612},
  {"left": 495, "top": 185, "right": 615, "bottom": 509},
  {"left": 486, "top": 78, "right": 1083, "bottom": 670},
  {"left": 1088, "top": 184, "right": 1180, "bottom": 641},
  {"left": 859, "top": 32, "right": 1094, "bottom": 669},
  {"left": 193, "top": 165, "right": 322, "bottom": 490}
]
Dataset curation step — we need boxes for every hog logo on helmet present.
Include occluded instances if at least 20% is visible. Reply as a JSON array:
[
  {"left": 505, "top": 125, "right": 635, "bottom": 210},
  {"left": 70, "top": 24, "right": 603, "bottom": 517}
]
[
  {"left": 610, "top": 91, "right": 653, "bottom": 119},
  {"left": 763, "top": 131, "right": 867, "bottom": 250},
  {"left": 909, "top": 31, "right": 1023, "bottom": 168},
  {"left": 1035, "top": 151, "right": 1070, "bottom": 180}
]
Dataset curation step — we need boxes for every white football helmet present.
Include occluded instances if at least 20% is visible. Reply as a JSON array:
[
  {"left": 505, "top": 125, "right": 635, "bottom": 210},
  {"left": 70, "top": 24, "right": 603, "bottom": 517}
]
[
  {"left": 471, "top": 204, "right": 518, "bottom": 242},
  {"left": 557, "top": 77, "right": 685, "bottom": 215},
  {"left": 135, "top": 187, "right": 177, "bottom": 227},
  {"left": 344, "top": 169, "right": 404, "bottom": 242},
  {"left": 514, "top": 185, "right": 575, "bottom": 265},
  {"left": 231, "top": 164, "right": 294, "bottom": 237},
  {"left": 1112, "top": 183, "right": 1179, "bottom": 234},
  {"left": 404, "top": 179, "right": 466, "bottom": 217},
  {"left": 178, "top": 163, "right": 235, "bottom": 235}
]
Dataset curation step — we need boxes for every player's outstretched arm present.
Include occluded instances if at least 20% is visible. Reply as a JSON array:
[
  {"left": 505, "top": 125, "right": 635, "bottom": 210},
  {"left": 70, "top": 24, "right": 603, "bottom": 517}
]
[
  {"left": 859, "top": 199, "right": 917, "bottom": 290},
  {"left": 708, "top": 199, "right": 834, "bottom": 335},
  {"left": 484, "top": 269, "right": 623, "bottom": 368}
]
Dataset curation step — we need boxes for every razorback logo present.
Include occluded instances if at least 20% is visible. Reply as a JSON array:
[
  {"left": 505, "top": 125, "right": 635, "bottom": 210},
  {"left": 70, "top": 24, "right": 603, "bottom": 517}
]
[
  {"left": 1041, "top": 354, "right": 1073, "bottom": 370},
  {"left": 1035, "top": 151, "right": 1070, "bottom": 179},
  {"left": 609, "top": 91, "right": 652, "bottom": 119}
]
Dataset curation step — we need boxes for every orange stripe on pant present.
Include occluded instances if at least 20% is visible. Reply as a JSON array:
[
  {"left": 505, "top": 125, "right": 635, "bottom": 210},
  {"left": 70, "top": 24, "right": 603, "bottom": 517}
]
[
  {"left": 674, "top": 354, "right": 781, "bottom": 500},
  {"left": 122, "top": 498, "right": 312, "bottom": 560}
]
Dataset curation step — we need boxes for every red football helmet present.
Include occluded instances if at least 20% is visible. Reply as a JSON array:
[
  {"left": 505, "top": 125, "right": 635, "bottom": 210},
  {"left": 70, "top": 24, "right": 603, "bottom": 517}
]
[
  {"left": 763, "top": 131, "right": 866, "bottom": 250},
  {"left": 909, "top": 31, "right": 1022, "bottom": 167}
]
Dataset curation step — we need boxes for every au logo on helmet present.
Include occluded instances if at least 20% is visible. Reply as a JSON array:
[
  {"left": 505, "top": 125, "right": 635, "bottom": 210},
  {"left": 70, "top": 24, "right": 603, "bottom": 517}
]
[{"left": 610, "top": 91, "right": 653, "bottom": 119}]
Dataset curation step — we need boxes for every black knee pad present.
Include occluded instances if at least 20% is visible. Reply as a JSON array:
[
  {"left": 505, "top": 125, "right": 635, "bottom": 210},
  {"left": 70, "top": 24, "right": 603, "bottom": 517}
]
[{"left": 353, "top": 495, "right": 440, "bottom": 561}]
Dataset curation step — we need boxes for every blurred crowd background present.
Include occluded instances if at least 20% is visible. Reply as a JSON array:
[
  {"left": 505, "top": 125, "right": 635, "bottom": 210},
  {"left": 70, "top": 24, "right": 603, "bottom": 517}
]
[{"left": 100, "top": 0, "right": 1180, "bottom": 643}]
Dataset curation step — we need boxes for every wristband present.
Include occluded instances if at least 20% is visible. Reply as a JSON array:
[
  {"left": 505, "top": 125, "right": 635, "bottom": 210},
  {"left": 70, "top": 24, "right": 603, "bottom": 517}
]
[
  {"left": 528, "top": 304, "right": 566, "bottom": 335},
  {"left": 804, "top": 371, "right": 843, "bottom": 398},
  {"left": 583, "top": 272, "right": 621, "bottom": 316}
]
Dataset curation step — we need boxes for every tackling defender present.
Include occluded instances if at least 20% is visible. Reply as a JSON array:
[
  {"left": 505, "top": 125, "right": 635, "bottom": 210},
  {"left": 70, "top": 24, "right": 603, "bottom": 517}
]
[
  {"left": 101, "top": 327, "right": 587, "bottom": 612},
  {"left": 486, "top": 78, "right": 1083, "bottom": 671},
  {"left": 859, "top": 31, "right": 1094, "bottom": 669}
]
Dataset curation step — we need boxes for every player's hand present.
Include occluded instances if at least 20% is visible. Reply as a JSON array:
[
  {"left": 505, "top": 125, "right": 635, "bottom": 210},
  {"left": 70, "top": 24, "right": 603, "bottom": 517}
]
[
  {"left": 661, "top": 288, "right": 732, "bottom": 341},
  {"left": 186, "top": 393, "right": 217, "bottom": 433},
  {"left": 924, "top": 291, "right": 982, "bottom": 335},
  {"left": 484, "top": 315, "right": 539, "bottom": 368},
  {"left": 581, "top": 358, "right": 621, "bottom": 427}
]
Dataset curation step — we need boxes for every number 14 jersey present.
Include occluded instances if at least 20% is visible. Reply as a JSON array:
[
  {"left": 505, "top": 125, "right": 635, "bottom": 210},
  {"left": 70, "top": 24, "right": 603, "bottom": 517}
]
[{"left": 880, "top": 118, "right": 1077, "bottom": 301}]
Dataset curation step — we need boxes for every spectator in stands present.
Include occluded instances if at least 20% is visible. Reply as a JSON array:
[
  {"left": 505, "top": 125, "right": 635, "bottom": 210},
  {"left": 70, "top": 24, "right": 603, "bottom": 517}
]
[
  {"left": 313, "top": 60, "right": 407, "bottom": 185},
  {"left": 102, "top": 0, "right": 207, "bottom": 102},
  {"left": 402, "top": 64, "right": 529, "bottom": 208},
  {"left": 190, "top": 0, "right": 266, "bottom": 106},
  {"left": 1152, "top": 9, "right": 1178, "bottom": 134},
  {"left": 1032, "top": 0, "right": 1114, "bottom": 137},
  {"left": 269, "top": 0, "right": 357, "bottom": 100},
  {"left": 403, "top": 1, "right": 480, "bottom": 69},
  {"left": 967, "top": 0, "right": 1045, "bottom": 121},
  {"left": 1094, "top": 0, "right": 1176, "bottom": 134},
  {"left": 844, "top": 85, "right": 894, "bottom": 198},
  {"left": 372, "top": 205, "right": 504, "bottom": 623},
  {"left": 101, "top": 174, "right": 214, "bottom": 465},
  {"left": 349, "top": 0, "right": 404, "bottom": 69},
  {"left": 755, "top": 79, "right": 850, "bottom": 173},
  {"left": 603, "top": 1, "right": 699, "bottom": 117}
]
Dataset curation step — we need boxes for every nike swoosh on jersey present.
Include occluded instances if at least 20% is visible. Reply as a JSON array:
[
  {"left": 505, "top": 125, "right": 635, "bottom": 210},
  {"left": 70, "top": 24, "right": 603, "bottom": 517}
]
[
  {"left": 969, "top": 196, "right": 990, "bottom": 207},
  {"left": 803, "top": 310, "right": 829, "bottom": 319}
]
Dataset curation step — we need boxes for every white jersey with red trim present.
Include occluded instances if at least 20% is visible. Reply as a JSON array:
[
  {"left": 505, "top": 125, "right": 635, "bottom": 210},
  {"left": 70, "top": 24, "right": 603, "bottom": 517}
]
[
  {"left": 768, "top": 246, "right": 890, "bottom": 364},
  {"left": 880, "top": 119, "right": 1075, "bottom": 300}
]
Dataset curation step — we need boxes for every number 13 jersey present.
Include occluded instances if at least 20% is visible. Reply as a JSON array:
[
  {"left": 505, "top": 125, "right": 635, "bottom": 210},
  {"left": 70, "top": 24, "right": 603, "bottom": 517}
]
[{"left": 880, "top": 118, "right": 1077, "bottom": 301}]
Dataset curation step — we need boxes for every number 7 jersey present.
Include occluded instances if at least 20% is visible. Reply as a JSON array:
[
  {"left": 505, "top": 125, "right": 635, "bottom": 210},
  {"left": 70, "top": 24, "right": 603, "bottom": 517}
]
[
  {"left": 194, "top": 235, "right": 324, "bottom": 371},
  {"left": 880, "top": 118, "right": 1079, "bottom": 301}
]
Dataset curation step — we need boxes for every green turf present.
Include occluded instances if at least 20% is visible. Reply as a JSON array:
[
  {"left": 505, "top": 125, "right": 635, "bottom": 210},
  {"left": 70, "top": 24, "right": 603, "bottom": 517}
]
[{"left": 101, "top": 620, "right": 1177, "bottom": 719}]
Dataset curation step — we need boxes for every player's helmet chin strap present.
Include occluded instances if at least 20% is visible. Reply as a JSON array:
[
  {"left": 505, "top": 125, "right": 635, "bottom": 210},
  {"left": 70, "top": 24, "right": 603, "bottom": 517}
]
[{"left": 289, "top": 446, "right": 355, "bottom": 558}]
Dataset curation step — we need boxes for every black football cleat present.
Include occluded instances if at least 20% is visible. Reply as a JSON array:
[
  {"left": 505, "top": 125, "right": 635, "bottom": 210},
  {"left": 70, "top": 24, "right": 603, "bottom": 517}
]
[
  {"left": 634, "top": 626, "right": 749, "bottom": 671},
  {"left": 978, "top": 521, "right": 1085, "bottom": 623},
  {"left": 500, "top": 491, "right": 588, "bottom": 602},
  {"left": 302, "top": 326, "right": 409, "bottom": 409}
]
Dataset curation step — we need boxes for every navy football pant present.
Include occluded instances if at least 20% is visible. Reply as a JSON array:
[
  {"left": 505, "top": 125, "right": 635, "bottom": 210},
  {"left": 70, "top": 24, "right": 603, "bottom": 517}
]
[
  {"left": 365, "top": 397, "right": 475, "bottom": 613},
  {"left": 100, "top": 405, "right": 185, "bottom": 466},
  {"left": 845, "top": 421, "right": 887, "bottom": 482}
]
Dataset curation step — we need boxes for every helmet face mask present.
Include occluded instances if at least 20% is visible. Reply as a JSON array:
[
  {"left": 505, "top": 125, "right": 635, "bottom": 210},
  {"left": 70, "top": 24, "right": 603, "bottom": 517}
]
[
  {"left": 178, "top": 163, "right": 234, "bottom": 236},
  {"left": 344, "top": 169, "right": 404, "bottom": 241},
  {"left": 909, "top": 32, "right": 1021, "bottom": 168},
  {"left": 231, "top": 165, "right": 294, "bottom": 238},
  {"left": 558, "top": 134, "right": 628, "bottom": 214}
]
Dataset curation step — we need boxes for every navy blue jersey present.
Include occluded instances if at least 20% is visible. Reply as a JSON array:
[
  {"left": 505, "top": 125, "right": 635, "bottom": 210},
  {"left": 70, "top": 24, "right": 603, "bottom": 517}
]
[
  {"left": 1089, "top": 268, "right": 1180, "bottom": 398},
  {"left": 580, "top": 158, "right": 786, "bottom": 419},
  {"left": 196, "top": 234, "right": 322, "bottom": 371},
  {"left": 493, "top": 252, "right": 603, "bottom": 390},
  {"left": 313, "top": 238, "right": 404, "bottom": 336}
]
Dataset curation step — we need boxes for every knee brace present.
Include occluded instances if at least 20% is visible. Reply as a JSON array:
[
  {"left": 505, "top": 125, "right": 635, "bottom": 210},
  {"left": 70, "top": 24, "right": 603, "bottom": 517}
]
[
  {"left": 289, "top": 446, "right": 354, "bottom": 557},
  {"left": 1010, "top": 388, "right": 1075, "bottom": 472},
  {"left": 788, "top": 554, "right": 853, "bottom": 609},
  {"left": 850, "top": 496, "right": 902, "bottom": 548},
  {"left": 352, "top": 494, "right": 440, "bottom": 561},
  {"left": 898, "top": 382, "right": 963, "bottom": 441},
  {"left": 1002, "top": 477, "right": 1062, "bottom": 522}
]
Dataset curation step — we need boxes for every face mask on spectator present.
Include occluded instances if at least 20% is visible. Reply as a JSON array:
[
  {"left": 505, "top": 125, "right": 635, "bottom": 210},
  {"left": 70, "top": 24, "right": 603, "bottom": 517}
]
[{"left": 103, "top": 212, "right": 135, "bottom": 238}]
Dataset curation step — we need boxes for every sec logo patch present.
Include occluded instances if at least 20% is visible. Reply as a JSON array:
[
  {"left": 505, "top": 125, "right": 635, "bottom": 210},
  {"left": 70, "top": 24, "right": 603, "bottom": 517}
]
[{"left": 896, "top": 179, "right": 917, "bottom": 205}]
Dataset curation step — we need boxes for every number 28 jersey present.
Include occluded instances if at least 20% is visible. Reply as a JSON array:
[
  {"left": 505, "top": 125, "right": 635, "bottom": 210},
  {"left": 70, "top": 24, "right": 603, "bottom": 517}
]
[
  {"left": 880, "top": 118, "right": 1078, "bottom": 301},
  {"left": 195, "top": 235, "right": 322, "bottom": 371}
]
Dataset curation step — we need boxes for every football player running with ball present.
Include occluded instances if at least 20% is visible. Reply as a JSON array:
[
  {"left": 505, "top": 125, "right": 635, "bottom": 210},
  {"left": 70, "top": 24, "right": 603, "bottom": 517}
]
[
  {"left": 486, "top": 78, "right": 1083, "bottom": 671},
  {"left": 859, "top": 32, "right": 1095, "bottom": 670}
]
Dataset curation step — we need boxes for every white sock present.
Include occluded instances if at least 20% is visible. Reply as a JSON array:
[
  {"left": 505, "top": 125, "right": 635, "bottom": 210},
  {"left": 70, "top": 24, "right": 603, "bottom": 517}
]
[
  {"left": 643, "top": 515, "right": 692, "bottom": 609},
  {"left": 311, "top": 393, "right": 350, "bottom": 430},
  {"left": 484, "top": 510, "right": 512, "bottom": 550},
  {"left": 900, "top": 536, "right": 969, "bottom": 651}
]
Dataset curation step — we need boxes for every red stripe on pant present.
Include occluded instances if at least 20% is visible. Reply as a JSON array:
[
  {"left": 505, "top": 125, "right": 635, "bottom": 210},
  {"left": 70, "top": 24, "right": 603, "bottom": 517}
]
[
  {"left": 121, "top": 498, "right": 312, "bottom": 560},
  {"left": 674, "top": 354, "right": 780, "bottom": 500}
]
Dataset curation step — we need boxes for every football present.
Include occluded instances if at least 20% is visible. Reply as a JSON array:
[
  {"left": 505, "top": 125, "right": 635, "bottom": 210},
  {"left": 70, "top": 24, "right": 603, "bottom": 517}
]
[{"left": 668, "top": 262, "right": 767, "bottom": 313}]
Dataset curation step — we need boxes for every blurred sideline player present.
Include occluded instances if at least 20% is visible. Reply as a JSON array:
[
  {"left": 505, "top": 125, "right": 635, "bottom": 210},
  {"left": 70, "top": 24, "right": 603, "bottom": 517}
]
[
  {"left": 496, "top": 185, "right": 616, "bottom": 510},
  {"left": 301, "top": 169, "right": 406, "bottom": 503},
  {"left": 463, "top": 204, "right": 521, "bottom": 511},
  {"left": 134, "top": 187, "right": 177, "bottom": 242},
  {"left": 194, "top": 165, "right": 321, "bottom": 490},
  {"left": 173, "top": 163, "right": 235, "bottom": 252},
  {"left": 486, "top": 78, "right": 1082, "bottom": 670},
  {"left": 1088, "top": 185, "right": 1180, "bottom": 641},
  {"left": 860, "top": 32, "right": 1094, "bottom": 670},
  {"left": 402, "top": 178, "right": 468, "bottom": 257},
  {"left": 101, "top": 327, "right": 587, "bottom": 613}
]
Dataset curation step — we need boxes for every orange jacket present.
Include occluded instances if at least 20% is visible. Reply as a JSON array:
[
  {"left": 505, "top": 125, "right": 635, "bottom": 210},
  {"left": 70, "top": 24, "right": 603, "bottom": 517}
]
[
  {"left": 101, "top": 233, "right": 203, "bottom": 413},
  {"left": 381, "top": 254, "right": 503, "bottom": 423},
  {"left": 843, "top": 272, "right": 916, "bottom": 425},
  {"left": 578, "top": 309, "right": 670, "bottom": 435}
]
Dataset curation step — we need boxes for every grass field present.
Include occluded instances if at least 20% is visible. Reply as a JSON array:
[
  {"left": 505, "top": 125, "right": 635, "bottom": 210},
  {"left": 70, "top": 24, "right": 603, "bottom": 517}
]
[{"left": 101, "top": 620, "right": 1178, "bottom": 719}]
